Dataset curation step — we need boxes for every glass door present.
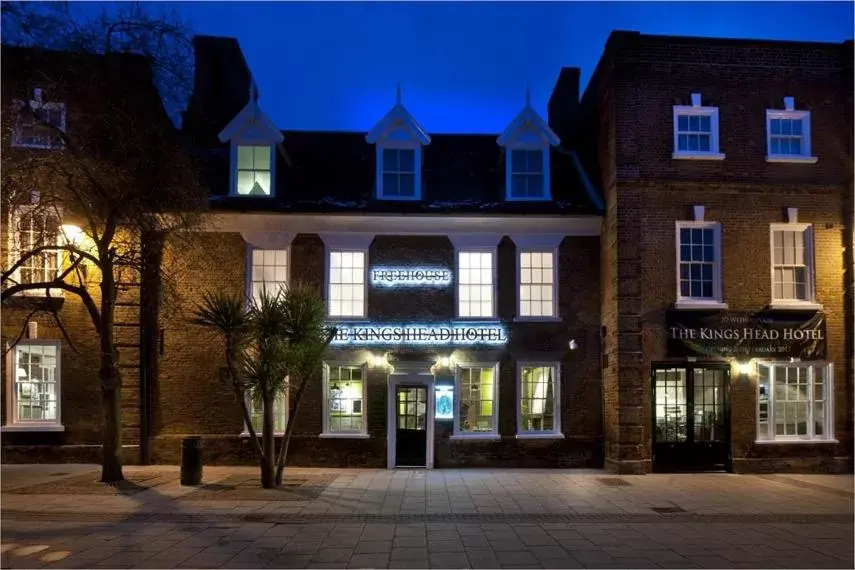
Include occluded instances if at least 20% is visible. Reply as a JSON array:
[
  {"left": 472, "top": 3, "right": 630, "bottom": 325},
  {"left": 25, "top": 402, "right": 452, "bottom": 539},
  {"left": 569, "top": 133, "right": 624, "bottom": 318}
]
[{"left": 395, "top": 385, "right": 428, "bottom": 467}]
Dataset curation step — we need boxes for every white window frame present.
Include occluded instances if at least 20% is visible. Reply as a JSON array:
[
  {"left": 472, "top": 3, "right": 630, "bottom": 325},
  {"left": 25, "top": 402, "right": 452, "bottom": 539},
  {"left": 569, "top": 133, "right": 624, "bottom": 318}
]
[
  {"left": 672, "top": 105, "right": 725, "bottom": 160},
  {"left": 766, "top": 110, "right": 817, "bottom": 164},
  {"left": 376, "top": 140, "right": 422, "bottom": 201},
  {"left": 516, "top": 361, "right": 563, "bottom": 439},
  {"left": 505, "top": 147, "right": 551, "bottom": 201},
  {"left": 321, "top": 362, "right": 369, "bottom": 438},
  {"left": 517, "top": 249, "right": 559, "bottom": 320},
  {"left": 451, "top": 362, "right": 500, "bottom": 440},
  {"left": 769, "top": 223, "right": 821, "bottom": 310},
  {"left": 326, "top": 247, "right": 368, "bottom": 319},
  {"left": 674, "top": 221, "right": 727, "bottom": 310},
  {"left": 230, "top": 142, "right": 275, "bottom": 197},
  {"left": 245, "top": 245, "right": 290, "bottom": 305},
  {"left": 455, "top": 248, "right": 497, "bottom": 320},
  {"left": 6, "top": 205, "right": 63, "bottom": 298},
  {"left": 755, "top": 361, "right": 835, "bottom": 443},
  {"left": 241, "top": 383, "right": 289, "bottom": 437},
  {"left": 3, "top": 340, "right": 64, "bottom": 432},
  {"left": 11, "top": 88, "right": 66, "bottom": 150}
]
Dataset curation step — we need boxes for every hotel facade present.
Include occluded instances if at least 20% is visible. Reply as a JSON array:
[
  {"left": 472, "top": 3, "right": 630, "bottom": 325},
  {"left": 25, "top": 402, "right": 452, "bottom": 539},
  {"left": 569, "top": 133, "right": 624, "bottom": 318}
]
[{"left": 2, "top": 32, "right": 852, "bottom": 473}]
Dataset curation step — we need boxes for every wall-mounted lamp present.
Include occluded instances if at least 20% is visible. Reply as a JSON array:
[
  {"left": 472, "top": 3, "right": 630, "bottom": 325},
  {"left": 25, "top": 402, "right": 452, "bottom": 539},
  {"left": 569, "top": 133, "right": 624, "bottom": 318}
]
[
  {"left": 439, "top": 356, "right": 451, "bottom": 368},
  {"left": 568, "top": 339, "right": 578, "bottom": 351},
  {"left": 736, "top": 362, "right": 753, "bottom": 376},
  {"left": 60, "top": 224, "right": 84, "bottom": 246},
  {"left": 371, "top": 354, "right": 387, "bottom": 368}
]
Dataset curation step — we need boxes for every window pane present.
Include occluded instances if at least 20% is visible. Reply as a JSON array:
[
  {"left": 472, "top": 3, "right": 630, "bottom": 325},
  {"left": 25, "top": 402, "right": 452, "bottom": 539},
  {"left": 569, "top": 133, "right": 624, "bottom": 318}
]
[
  {"left": 792, "top": 119, "right": 803, "bottom": 136},
  {"left": 678, "top": 134, "right": 688, "bottom": 151},
  {"left": 398, "top": 149, "right": 415, "bottom": 172},
  {"left": 382, "top": 148, "right": 399, "bottom": 170},
  {"left": 458, "top": 250, "right": 494, "bottom": 318},
  {"left": 248, "top": 388, "right": 287, "bottom": 433},
  {"left": 678, "top": 115, "right": 689, "bottom": 131},
  {"left": 254, "top": 146, "right": 271, "bottom": 170},
  {"left": 520, "top": 366, "right": 557, "bottom": 432},
  {"left": 329, "top": 250, "right": 366, "bottom": 317},
  {"left": 398, "top": 174, "right": 416, "bottom": 197},
  {"left": 237, "top": 146, "right": 254, "bottom": 169},
  {"left": 250, "top": 248, "right": 288, "bottom": 304},
  {"left": 458, "top": 367, "right": 496, "bottom": 433},
  {"left": 326, "top": 366, "right": 365, "bottom": 433},
  {"left": 699, "top": 116, "right": 711, "bottom": 133},
  {"left": 15, "top": 343, "right": 59, "bottom": 423},
  {"left": 14, "top": 210, "right": 61, "bottom": 285},
  {"left": 519, "top": 251, "right": 556, "bottom": 317}
]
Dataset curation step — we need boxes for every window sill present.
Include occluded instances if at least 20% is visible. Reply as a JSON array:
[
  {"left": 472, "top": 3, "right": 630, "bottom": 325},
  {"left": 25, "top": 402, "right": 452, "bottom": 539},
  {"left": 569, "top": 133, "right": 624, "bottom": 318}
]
[
  {"left": 319, "top": 432, "right": 370, "bottom": 439},
  {"left": 515, "top": 433, "right": 564, "bottom": 440},
  {"left": 513, "top": 316, "right": 562, "bottom": 323},
  {"left": 450, "top": 434, "right": 501, "bottom": 441},
  {"left": 672, "top": 152, "right": 726, "bottom": 161},
  {"left": 754, "top": 439, "right": 838, "bottom": 445},
  {"left": 1, "top": 424, "right": 65, "bottom": 433},
  {"left": 674, "top": 301, "right": 729, "bottom": 310},
  {"left": 766, "top": 156, "right": 818, "bottom": 164},
  {"left": 228, "top": 193, "right": 275, "bottom": 199},
  {"left": 768, "top": 302, "right": 823, "bottom": 311},
  {"left": 239, "top": 432, "right": 284, "bottom": 438}
]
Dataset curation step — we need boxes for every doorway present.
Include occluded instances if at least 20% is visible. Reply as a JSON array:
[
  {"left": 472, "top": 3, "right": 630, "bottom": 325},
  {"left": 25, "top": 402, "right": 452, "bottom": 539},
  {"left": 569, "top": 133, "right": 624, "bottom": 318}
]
[
  {"left": 652, "top": 363, "right": 731, "bottom": 472},
  {"left": 387, "top": 373, "right": 435, "bottom": 468}
]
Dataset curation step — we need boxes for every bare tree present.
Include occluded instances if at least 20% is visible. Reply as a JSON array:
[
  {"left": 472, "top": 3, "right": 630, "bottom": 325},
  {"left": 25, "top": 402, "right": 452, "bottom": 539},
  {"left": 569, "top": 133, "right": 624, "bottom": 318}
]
[{"left": 1, "top": 4, "right": 205, "bottom": 483}]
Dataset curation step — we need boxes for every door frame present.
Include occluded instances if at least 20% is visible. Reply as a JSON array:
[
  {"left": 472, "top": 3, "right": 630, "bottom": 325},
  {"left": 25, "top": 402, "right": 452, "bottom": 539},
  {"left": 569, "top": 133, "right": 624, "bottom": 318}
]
[
  {"left": 387, "top": 372, "right": 435, "bottom": 469},
  {"left": 651, "top": 361, "right": 732, "bottom": 472}
]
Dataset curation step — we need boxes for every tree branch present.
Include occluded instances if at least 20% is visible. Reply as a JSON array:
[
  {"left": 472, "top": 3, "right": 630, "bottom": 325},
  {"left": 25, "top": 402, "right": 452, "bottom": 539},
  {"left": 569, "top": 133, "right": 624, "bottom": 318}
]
[
  {"left": 2, "top": 244, "right": 99, "bottom": 283},
  {"left": 2, "top": 281, "right": 102, "bottom": 335}
]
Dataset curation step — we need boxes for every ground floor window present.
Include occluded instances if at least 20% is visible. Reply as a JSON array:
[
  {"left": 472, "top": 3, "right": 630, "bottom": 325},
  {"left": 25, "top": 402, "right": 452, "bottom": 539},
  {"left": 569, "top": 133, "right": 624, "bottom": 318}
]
[
  {"left": 323, "top": 364, "right": 367, "bottom": 435},
  {"left": 757, "top": 362, "right": 833, "bottom": 441},
  {"left": 455, "top": 363, "right": 499, "bottom": 436},
  {"left": 517, "top": 363, "right": 561, "bottom": 436},
  {"left": 6, "top": 340, "right": 61, "bottom": 428},
  {"left": 245, "top": 386, "right": 288, "bottom": 434}
]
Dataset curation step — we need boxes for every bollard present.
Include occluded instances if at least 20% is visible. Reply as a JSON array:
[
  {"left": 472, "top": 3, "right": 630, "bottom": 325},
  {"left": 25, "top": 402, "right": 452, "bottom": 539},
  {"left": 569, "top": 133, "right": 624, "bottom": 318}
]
[{"left": 180, "top": 436, "right": 203, "bottom": 486}]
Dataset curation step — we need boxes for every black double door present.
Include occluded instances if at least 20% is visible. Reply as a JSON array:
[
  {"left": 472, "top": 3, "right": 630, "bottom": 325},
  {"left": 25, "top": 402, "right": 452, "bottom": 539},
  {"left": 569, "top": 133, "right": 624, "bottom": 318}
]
[
  {"left": 652, "top": 364, "right": 731, "bottom": 472},
  {"left": 395, "top": 385, "right": 428, "bottom": 467}
]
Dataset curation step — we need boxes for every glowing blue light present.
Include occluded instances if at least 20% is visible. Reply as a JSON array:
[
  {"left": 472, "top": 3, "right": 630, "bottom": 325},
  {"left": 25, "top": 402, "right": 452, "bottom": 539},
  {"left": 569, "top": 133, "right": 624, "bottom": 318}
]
[
  {"left": 435, "top": 386, "right": 454, "bottom": 420},
  {"left": 370, "top": 267, "right": 452, "bottom": 288},
  {"left": 330, "top": 322, "right": 507, "bottom": 346}
]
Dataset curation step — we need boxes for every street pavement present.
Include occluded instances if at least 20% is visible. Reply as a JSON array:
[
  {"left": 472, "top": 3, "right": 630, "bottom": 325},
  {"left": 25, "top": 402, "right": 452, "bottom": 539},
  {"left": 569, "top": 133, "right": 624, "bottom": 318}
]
[{"left": 1, "top": 465, "right": 852, "bottom": 569}]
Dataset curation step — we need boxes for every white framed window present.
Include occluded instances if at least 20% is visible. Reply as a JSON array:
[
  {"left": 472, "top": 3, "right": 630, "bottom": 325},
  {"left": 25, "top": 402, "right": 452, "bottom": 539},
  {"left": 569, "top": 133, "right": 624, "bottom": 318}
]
[
  {"left": 672, "top": 95, "right": 724, "bottom": 160},
  {"left": 248, "top": 247, "right": 289, "bottom": 303},
  {"left": 508, "top": 149, "right": 548, "bottom": 200},
  {"left": 12, "top": 88, "right": 66, "bottom": 150},
  {"left": 766, "top": 98, "right": 816, "bottom": 163},
  {"left": 7, "top": 206, "right": 62, "bottom": 297},
  {"left": 4, "top": 340, "right": 63, "bottom": 431},
  {"left": 517, "top": 363, "right": 562, "bottom": 438},
  {"left": 453, "top": 363, "right": 499, "bottom": 438},
  {"left": 675, "top": 221, "right": 725, "bottom": 308},
  {"left": 379, "top": 148, "right": 419, "bottom": 199},
  {"left": 234, "top": 144, "right": 273, "bottom": 196},
  {"left": 518, "top": 250, "right": 557, "bottom": 319},
  {"left": 322, "top": 363, "right": 368, "bottom": 437},
  {"left": 328, "top": 250, "right": 367, "bottom": 318},
  {"left": 756, "top": 362, "right": 834, "bottom": 442},
  {"left": 770, "top": 224, "right": 817, "bottom": 307},
  {"left": 457, "top": 250, "right": 495, "bottom": 319},
  {"left": 243, "top": 386, "right": 288, "bottom": 435}
]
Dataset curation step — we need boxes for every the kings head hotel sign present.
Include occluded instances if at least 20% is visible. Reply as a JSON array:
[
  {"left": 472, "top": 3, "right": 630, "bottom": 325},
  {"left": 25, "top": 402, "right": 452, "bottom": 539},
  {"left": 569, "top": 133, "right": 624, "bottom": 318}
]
[
  {"left": 666, "top": 310, "right": 825, "bottom": 359},
  {"left": 331, "top": 323, "right": 507, "bottom": 347}
]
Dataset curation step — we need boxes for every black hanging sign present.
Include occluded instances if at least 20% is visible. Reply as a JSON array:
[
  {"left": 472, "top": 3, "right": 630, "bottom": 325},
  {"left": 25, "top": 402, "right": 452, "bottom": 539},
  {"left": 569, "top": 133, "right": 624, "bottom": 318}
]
[{"left": 665, "top": 310, "right": 826, "bottom": 360}]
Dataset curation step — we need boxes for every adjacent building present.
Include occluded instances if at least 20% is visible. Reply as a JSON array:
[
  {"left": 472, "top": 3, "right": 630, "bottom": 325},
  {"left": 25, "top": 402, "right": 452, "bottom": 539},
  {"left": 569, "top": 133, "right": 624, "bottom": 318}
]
[{"left": 2, "top": 31, "right": 852, "bottom": 473}]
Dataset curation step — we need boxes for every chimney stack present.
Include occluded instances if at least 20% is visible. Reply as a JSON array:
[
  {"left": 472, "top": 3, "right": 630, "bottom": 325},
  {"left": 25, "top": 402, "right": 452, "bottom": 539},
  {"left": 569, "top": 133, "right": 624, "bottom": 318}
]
[{"left": 547, "top": 67, "right": 580, "bottom": 149}]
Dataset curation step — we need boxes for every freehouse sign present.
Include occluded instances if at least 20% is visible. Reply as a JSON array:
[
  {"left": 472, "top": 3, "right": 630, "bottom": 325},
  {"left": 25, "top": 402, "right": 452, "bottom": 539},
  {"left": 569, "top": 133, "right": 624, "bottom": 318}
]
[{"left": 666, "top": 310, "right": 826, "bottom": 359}]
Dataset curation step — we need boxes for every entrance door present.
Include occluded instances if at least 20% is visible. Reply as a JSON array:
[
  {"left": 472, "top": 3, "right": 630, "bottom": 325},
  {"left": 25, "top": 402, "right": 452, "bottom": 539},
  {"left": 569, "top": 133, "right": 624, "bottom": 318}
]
[
  {"left": 395, "top": 385, "right": 428, "bottom": 467},
  {"left": 652, "top": 364, "right": 730, "bottom": 472}
]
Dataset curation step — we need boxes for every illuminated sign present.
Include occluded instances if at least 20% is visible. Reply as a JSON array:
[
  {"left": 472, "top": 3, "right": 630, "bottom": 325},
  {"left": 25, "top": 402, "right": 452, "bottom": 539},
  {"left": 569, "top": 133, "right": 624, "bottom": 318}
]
[
  {"left": 330, "top": 323, "right": 507, "bottom": 346},
  {"left": 435, "top": 386, "right": 454, "bottom": 420},
  {"left": 370, "top": 267, "right": 452, "bottom": 287}
]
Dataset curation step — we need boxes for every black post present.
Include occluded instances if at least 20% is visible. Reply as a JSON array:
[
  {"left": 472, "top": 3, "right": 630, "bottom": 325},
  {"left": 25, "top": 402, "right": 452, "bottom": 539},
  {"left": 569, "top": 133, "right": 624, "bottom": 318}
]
[{"left": 180, "top": 436, "right": 204, "bottom": 485}]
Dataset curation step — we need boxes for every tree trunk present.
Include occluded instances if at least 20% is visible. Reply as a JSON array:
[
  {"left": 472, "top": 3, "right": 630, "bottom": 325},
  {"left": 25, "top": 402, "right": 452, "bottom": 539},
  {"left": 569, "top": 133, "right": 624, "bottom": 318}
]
[
  {"left": 260, "top": 388, "right": 275, "bottom": 488},
  {"left": 99, "top": 258, "right": 123, "bottom": 483},
  {"left": 275, "top": 377, "right": 309, "bottom": 486}
]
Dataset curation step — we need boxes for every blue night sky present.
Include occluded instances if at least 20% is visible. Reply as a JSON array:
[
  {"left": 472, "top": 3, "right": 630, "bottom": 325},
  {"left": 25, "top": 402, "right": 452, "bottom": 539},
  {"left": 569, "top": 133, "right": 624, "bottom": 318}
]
[{"left": 127, "top": 2, "right": 855, "bottom": 133}]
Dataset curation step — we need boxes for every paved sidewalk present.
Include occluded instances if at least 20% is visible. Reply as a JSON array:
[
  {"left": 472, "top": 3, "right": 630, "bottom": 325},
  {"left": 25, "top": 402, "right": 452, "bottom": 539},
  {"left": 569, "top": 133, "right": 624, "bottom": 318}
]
[{"left": 1, "top": 465, "right": 852, "bottom": 569}]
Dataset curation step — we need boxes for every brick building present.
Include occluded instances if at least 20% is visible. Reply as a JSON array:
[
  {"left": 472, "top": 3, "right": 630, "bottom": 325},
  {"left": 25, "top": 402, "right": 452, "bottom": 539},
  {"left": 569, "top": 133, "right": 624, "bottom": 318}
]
[
  {"left": 2, "top": 32, "right": 852, "bottom": 473},
  {"left": 581, "top": 31, "right": 853, "bottom": 473}
]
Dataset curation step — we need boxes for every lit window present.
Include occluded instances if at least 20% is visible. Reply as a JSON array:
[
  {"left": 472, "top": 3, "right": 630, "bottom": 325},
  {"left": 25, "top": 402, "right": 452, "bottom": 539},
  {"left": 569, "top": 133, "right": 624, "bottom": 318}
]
[
  {"left": 249, "top": 248, "right": 288, "bottom": 303},
  {"left": 380, "top": 148, "right": 417, "bottom": 199},
  {"left": 236, "top": 145, "right": 272, "bottom": 196},
  {"left": 672, "top": 98, "right": 723, "bottom": 159},
  {"left": 518, "top": 364, "right": 560, "bottom": 436},
  {"left": 455, "top": 364, "right": 498, "bottom": 436},
  {"left": 245, "top": 387, "right": 288, "bottom": 434},
  {"left": 328, "top": 250, "right": 366, "bottom": 317},
  {"left": 757, "top": 363, "right": 833, "bottom": 442},
  {"left": 323, "top": 364, "right": 367, "bottom": 435},
  {"left": 6, "top": 341, "right": 62, "bottom": 429},
  {"left": 12, "top": 88, "right": 66, "bottom": 149},
  {"left": 519, "top": 251, "right": 556, "bottom": 318},
  {"left": 766, "top": 108, "right": 814, "bottom": 162},
  {"left": 770, "top": 225, "right": 815, "bottom": 304},
  {"left": 509, "top": 150, "right": 545, "bottom": 199},
  {"left": 9, "top": 207, "right": 61, "bottom": 296},
  {"left": 676, "top": 221, "right": 722, "bottom": 305},
  {"left": 457, "top": 251, "right": 494, "bottom": 318}
]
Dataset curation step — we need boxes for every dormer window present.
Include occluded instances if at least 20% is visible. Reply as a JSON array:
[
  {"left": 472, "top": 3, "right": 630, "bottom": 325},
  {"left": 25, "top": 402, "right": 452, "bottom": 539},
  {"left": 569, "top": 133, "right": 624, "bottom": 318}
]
[
  {"left": 12, "top": 88, "right": 66, "bottom": 150},
  {"left": 497, "top": 89, "right": 559, "bottom": 202},
  {"left": 366, "top": 85, "right": 431, "bottom": 201},
  {"left": 672, "top": 93, "right": 725, "bottom": 160},
  {"left": 236, "top": 145, "right": 272, "bottom": 196},
  {"left": 509, "top": 149, "right": 546, "bottom": 199},
  {"left": 380, "top": 148, "right": 417, "bottom": 199},
  {"left": 766, "top": 97, "right": 817, "bottom": 164}
]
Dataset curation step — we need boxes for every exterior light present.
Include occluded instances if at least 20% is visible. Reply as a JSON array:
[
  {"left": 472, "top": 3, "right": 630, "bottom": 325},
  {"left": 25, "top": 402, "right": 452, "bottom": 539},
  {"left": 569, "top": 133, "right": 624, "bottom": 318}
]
[
  {"left": 568, "top": 339, "right": 578, "bottom": 351},
  {"left": 439, "top": 356, "right": 450, "bottom": 368},
  {"left": 60, "top": 224, "right": 84, "bottom": 246},
  {"left": 372, "top": 354, "right": 386, "bottom": 368},
  {"left": 736, "top": 362, "right": 753, "bottom": 376}
]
